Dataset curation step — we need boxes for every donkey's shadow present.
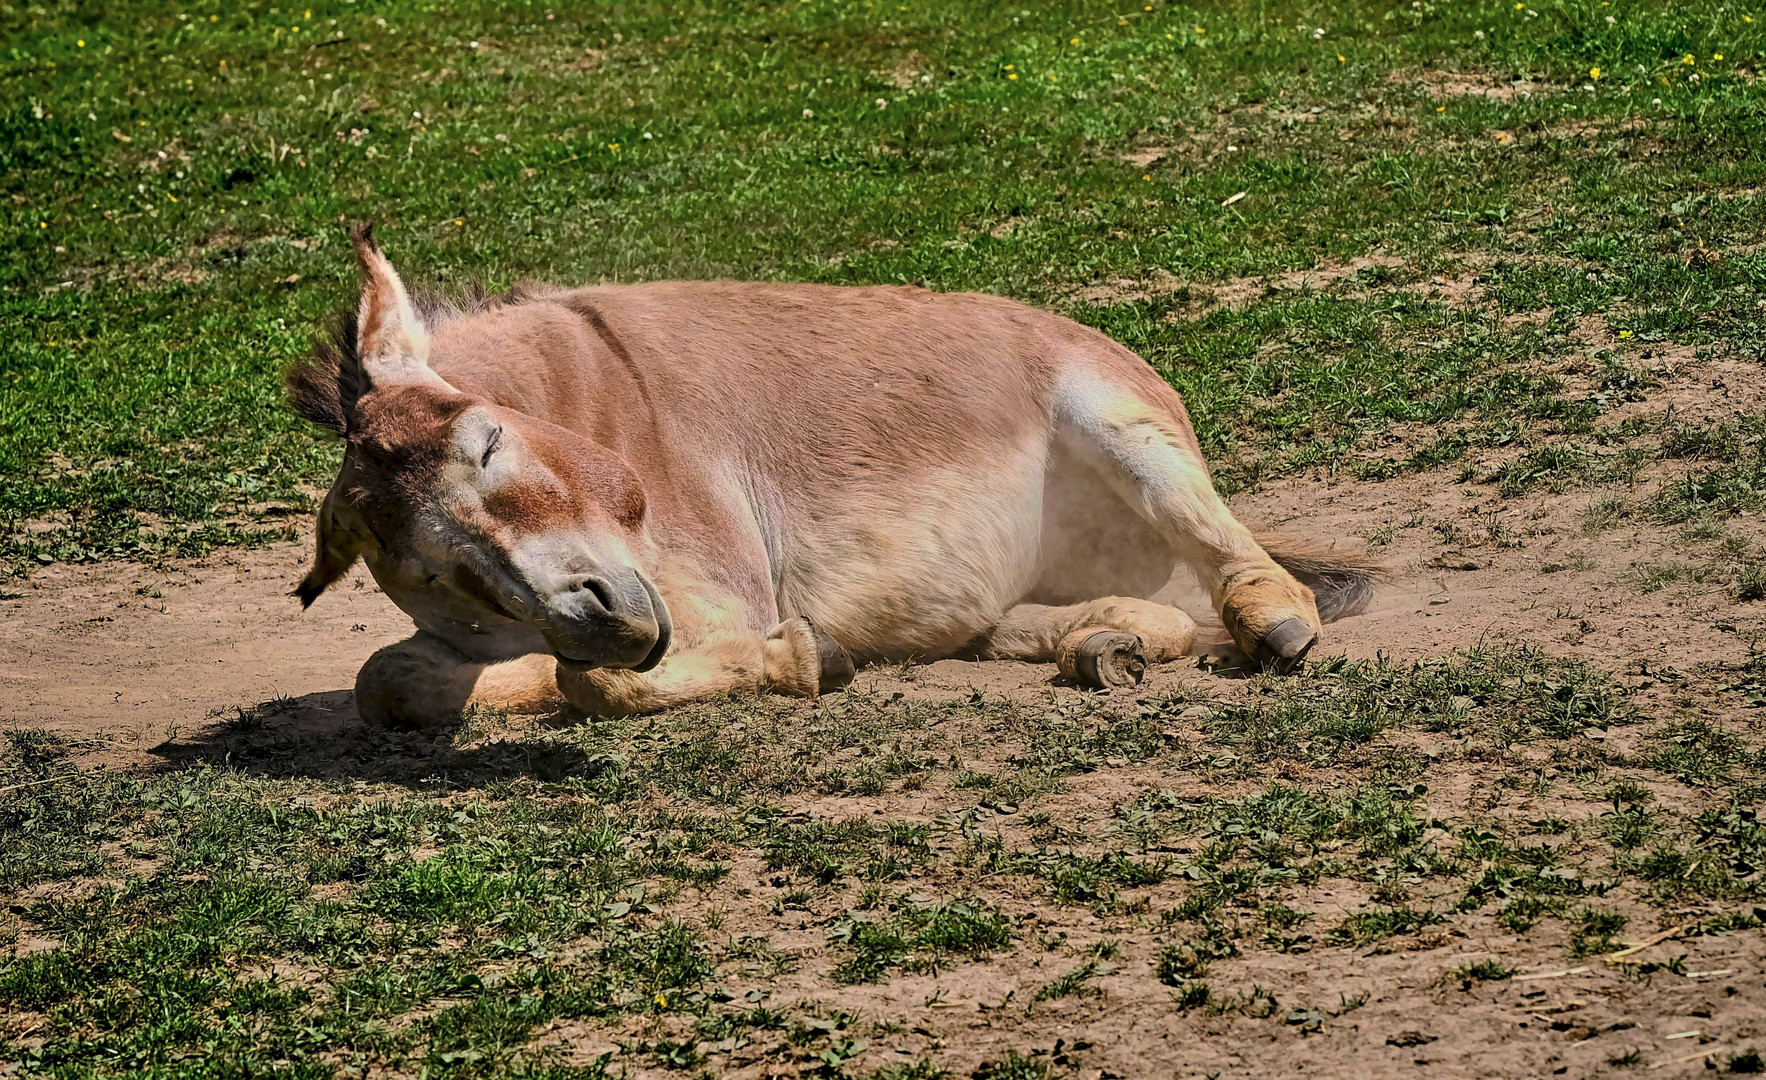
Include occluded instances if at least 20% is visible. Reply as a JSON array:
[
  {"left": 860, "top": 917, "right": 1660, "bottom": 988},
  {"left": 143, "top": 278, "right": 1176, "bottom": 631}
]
[
  {"left": 154, "top": 648, "right": 1265, "bottom": 787},
  {"left": 149, "top": 688, "right": 593, "bottom": 789}
]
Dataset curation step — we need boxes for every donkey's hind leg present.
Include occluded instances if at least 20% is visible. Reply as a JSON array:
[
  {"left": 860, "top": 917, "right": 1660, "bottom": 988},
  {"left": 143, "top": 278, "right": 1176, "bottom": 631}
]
[
  {"left": 355, "top": 632, "right": 565, "bottom": 729},
  {"left": 1056, "top": 371, "right": 1321, "bottom": 671},
  {"left": 977, "top": 597, "right": 1197, "bottom": 688}
]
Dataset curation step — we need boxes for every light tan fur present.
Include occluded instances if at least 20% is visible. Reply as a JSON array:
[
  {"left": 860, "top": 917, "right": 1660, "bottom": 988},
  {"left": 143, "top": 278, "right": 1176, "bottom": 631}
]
[
  {"left": 975, "top": 597, "right": 1197, "bottom": 664},
  {"left": 291, "top": 229, "right": 1382, "bottom": 726}
]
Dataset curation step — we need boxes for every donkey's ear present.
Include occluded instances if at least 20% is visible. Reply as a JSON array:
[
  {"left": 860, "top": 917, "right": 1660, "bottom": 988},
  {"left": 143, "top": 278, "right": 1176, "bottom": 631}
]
[
  {"left": 350, "top": 223, "right": 452, "bottom": 393},
  {"left": 295, "top": 482, "right": 372, "bottom": 608}
]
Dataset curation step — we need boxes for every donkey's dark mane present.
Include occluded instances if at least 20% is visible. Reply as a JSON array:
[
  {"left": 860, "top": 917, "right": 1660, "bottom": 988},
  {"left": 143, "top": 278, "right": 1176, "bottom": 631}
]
[{"left": 284, "top": 281, "right": 546, "bottom": 436}]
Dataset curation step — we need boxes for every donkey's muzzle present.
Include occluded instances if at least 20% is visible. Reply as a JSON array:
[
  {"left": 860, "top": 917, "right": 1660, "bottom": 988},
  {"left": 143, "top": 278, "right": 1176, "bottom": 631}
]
[{"left": 543, "top": 568, "right": 672, "bottom": 671}]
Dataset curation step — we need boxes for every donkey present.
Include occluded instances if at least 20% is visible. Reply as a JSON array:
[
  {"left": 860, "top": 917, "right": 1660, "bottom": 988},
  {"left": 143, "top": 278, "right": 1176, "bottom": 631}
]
[{"left": 288, "top": 226, "right": 1380, "bottom": 727}]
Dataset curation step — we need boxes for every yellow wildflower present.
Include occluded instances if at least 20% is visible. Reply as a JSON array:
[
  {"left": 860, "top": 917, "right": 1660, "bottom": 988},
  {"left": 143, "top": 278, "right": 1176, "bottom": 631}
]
[{"left": 1590, "top": 66, "right": 1600, "bottom": 79}]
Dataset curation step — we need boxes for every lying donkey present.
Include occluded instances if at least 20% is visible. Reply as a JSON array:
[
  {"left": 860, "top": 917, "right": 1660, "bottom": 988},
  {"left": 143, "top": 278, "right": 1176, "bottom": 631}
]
[{"left": 289, "top": 226, "right": 1380, "bottom": 727}]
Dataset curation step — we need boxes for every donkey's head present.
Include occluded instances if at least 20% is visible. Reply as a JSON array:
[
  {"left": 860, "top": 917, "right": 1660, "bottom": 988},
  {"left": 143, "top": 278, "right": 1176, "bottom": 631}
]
[{"left": 287, "top": 225, "right": 671, "bottom": 670}]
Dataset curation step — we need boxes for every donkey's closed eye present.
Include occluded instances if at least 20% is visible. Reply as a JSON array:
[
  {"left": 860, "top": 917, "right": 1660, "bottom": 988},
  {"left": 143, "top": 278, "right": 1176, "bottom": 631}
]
[{"left": 481, "top": 427, "right": 503, "bottom": 468}]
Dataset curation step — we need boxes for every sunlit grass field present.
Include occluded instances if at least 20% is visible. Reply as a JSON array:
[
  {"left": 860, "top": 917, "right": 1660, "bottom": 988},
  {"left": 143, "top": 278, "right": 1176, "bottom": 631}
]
[
  {"left": 5, "top": 1, "right": 1766, "bottom": 1076},
  {"left": 3, "top": 0, "right": 1763, "bottom": 569}
]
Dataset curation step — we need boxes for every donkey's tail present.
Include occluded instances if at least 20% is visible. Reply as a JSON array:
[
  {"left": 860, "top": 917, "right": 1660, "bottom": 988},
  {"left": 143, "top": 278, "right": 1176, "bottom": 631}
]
[{"left": 1252, "top": 529, "right": 1389, "bottom": 623}]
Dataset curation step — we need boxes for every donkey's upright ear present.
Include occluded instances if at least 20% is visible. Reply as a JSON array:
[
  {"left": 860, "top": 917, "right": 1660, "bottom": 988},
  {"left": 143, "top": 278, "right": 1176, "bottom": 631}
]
[{"left": 350, "top": 223, "right": 452, "bottom": 393}]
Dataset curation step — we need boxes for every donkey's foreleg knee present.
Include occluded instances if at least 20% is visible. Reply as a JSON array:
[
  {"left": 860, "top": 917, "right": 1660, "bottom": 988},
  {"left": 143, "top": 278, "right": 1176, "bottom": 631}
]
[
  {"left": 763, "top": 617, "right": 856, "bottom": 697},
  {"left": 355, "top": 634, "right": 564, "bottom": 730}
]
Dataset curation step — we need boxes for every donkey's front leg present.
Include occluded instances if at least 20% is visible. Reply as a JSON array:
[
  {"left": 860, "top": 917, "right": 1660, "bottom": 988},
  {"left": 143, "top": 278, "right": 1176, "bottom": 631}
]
[
  {"left": 553, "top": 617, "right": 854, "bottom": 717},
  {"left": 355, "top": 632, "right": 566, "bottom": 729}
]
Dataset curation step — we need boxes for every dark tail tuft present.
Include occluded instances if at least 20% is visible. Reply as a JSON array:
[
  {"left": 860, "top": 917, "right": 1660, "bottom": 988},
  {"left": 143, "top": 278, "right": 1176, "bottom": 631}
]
[{"left": 1252, "top": 529, "right": 1388, "bottom": 623}]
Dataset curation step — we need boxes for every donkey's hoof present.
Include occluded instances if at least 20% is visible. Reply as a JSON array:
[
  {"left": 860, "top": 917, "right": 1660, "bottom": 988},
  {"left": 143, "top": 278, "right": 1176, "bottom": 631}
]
[
  {"left": 1062, "top": 630, "right": 1146, "bottom": 689},
  {"left": 809, "top": 619, "right": 856, "bottom": 693},
  {"left": 1253, "top": 617, "right": 1316, "bottom": 674}
]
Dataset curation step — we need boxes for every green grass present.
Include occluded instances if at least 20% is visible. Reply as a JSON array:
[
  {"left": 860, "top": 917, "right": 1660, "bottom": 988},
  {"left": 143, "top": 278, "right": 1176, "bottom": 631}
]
[
  {"left": 4, "top": 0, "right": 1766, "bottom": 569},
  {"left": 8, "top": 0, "right": 1766, "bottom": 1073},
  {"left": 828, "top": 897, "right": 1012, "bottom": 984}
]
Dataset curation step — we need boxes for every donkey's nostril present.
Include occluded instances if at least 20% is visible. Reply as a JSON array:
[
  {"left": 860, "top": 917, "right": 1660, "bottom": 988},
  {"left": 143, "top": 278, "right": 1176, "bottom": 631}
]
[{"left": 570, "top": 576, "right": 615, "bottom": 614}]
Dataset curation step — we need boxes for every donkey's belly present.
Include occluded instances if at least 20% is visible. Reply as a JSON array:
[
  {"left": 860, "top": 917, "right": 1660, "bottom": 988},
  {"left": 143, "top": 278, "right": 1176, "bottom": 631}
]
[
  {"left": 773, "top": 450, "right": 1047, "bottom": 663},
  {"left": 1026, "top": 437, "right": 1185, "bottom": 605}
]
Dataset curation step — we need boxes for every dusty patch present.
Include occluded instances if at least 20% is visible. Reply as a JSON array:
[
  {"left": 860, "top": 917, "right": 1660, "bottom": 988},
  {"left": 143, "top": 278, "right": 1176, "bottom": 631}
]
[
  {"left": 1123, "top": 144, "right": 1173, "bottom": 168},
  {"left": 60, "top": 229, "right": 324, "bottom": 293},
  {"left": 1066, "top": 255, "right": 1405, "bottom": 310},
  {"left": 879, "top": 52, "right": 928, "bottom": 89},
  {"left": 0, "top": 545, "right": 406, "bottom": 760},
  {"left": 1387, "top": 67, "right": 1545, "bottom": 101},
  {"left": 1204, "top": 254, "right": 1407, "bottom": 309},
  {"left": 1547, "top": 116, "right": 1653, "bottom": 139}
]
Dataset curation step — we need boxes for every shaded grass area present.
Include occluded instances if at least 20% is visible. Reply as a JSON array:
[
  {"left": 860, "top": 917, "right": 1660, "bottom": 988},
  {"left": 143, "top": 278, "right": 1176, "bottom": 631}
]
[
  {"left": 4, "top": 0, "right": 1766, "bottom": 568},
  {"left": 4, "top": 645, "right": 1765, "bottom": 1075}
]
